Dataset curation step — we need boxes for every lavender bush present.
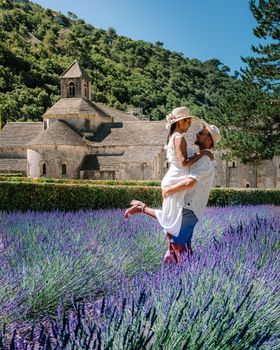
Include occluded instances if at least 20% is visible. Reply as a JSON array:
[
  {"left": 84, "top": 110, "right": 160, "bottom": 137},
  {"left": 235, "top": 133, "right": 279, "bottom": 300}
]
[
  {"left": 0, "top": 210, "right": 166, "bottom": 323},
  {"left": 0, "top": 205, "right": 279, "bottom": 349}
]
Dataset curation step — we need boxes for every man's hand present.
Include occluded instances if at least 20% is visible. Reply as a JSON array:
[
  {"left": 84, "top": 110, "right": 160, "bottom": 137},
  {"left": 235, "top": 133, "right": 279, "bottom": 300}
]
[
  {"left": 200, "top": 150, "right": 214, "bottom": 160},
  {"left": 162, "top": 188, "right": 170, "bottom": 199}
]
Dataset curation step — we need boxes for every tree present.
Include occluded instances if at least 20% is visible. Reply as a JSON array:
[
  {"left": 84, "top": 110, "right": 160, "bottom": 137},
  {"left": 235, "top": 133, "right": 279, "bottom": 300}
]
[
  {"left": 0, "top": 0, "right": 245, "bottom": 125},
  {"left": 206, "top": 77, "right": 279, "bottom": 187},
  {"left": 207, "top": 0, "right": 280, "bottom": 181},
  {"left": 241, "top": 0, "right": 280, "bottom": 94}
]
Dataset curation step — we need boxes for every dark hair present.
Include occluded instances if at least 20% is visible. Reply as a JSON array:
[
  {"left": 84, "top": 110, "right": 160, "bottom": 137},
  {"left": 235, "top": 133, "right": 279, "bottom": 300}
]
[{"left": 166, "top": 122, "right": 177, "bottom": 144}]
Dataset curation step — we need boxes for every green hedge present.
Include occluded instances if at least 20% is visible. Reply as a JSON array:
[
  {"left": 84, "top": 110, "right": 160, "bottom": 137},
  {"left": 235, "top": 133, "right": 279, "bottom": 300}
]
[
  {"left": 0, "top": 181, "right": 279, "bottom": 211},
  {"left": 208, "top": 188, "right": 280, "bottom": 206},
  {"left": 0, "top": 173, "right": 23, "bottom": 177},
  {"left": 0, "top": 182, "right": 161, "bottom": 211},
  {"left": 0, "top": 176, "right": 160, "bottom": 186}
]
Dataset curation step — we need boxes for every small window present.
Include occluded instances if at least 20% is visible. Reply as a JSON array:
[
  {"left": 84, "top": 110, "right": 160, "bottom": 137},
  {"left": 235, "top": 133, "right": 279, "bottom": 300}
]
[
  {"left": 84, "top": 82, "right": 88, "bottom": 97},
  {"left": 68, "top": 82, "right": 75, "bottom": 97},
  {"left": 245, "top": 183, "right": 250, "bottom": 188},
  {"left": 228, "top": 160, "right": 238, "bottom": 168},
  {"left": 42, "top": 163, "right": 46, "bottom": 175},
  {"left": 62, "top": 163, "right": 67, "bottom": 176},
  {"left": 85, "top": 119, "right": 90, "bottom": 130}
]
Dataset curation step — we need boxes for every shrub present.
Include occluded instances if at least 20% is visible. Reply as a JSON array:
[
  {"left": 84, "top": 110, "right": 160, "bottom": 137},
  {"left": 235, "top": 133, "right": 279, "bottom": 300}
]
[
  {"left": 0, "top": 176, "right": 161, "bottom": 186},
  {"left": 0, "top": 206, "right": 279, "bottom": 349},
  {"left": 0, "top": 182, "right": 279, "bottom": 211},
  {"left": 209, "top": 187, "right": 280, "bottom": 206},
  {"left": 0, "top": 182, "right": 162, "bottom": 211}
]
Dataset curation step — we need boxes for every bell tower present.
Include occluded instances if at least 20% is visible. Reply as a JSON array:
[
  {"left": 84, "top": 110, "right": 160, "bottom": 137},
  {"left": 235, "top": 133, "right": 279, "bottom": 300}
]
[{"left": 60, "top": 60, "right": 91, "bottom": 100}]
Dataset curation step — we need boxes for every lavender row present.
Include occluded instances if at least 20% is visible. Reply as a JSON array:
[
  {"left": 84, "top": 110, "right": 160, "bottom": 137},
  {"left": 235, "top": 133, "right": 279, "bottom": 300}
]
[{"left": 0, "top": 206, "right": 279, "bottom": 349}]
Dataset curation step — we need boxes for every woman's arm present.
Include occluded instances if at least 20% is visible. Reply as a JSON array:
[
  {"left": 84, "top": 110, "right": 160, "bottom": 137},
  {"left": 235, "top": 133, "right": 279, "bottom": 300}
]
[{"left": 174, "top": 135, "right": 213, "bottom": 167}]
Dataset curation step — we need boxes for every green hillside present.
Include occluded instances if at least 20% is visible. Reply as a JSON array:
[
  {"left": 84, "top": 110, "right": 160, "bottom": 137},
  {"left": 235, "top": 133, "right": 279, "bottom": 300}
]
[{"left": 0, "top": 0, "right": 240, "bottom": 124}]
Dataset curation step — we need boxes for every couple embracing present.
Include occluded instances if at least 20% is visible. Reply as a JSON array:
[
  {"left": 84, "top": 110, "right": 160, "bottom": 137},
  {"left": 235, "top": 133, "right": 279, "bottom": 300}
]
[{"left": 125, "top": 106, "right": 221, "bottom": 264}]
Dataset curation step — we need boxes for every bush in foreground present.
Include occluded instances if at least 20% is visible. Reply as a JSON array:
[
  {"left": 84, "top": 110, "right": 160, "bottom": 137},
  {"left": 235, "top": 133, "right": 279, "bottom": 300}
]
[{"left": 0, "top": 206, "right": 279, "bottom": 349}]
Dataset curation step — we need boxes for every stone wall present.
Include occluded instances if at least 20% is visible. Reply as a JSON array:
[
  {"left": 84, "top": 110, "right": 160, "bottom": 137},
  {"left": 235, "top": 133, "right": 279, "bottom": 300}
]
[
  {"left": 80, "top": 170, "right": 115, "bottom": 180},
  {"left": 27, "top": 145, "right": 86, "bottom": 179},
  {"left": 117, "top": 161, "right": 153, "bottom": 180},
  {"left": 213, "top": 152, "right": 279, "bottom": 188},
  {"left": 89, "top": 146, "right": 126, "bottom": 155},
  {"left": 153, "top": 149, "right": 167, "bottom": 179},
  {"left": 60, "top": 78, "right": 91, "bottom": 100}
]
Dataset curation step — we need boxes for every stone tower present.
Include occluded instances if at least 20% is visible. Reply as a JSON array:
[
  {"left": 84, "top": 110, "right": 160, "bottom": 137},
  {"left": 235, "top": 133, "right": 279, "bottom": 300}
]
[
  {"left": 42, "top": 61, "right": 111, "bottom": 133},
  {"left": 60, "top": 60, "right": 92, "bottom": 100}
]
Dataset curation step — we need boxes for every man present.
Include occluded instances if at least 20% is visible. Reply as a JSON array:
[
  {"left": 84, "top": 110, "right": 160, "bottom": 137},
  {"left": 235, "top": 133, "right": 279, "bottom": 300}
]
[{"left": 124, "top": 122, "right": 221, "bottom": 264}]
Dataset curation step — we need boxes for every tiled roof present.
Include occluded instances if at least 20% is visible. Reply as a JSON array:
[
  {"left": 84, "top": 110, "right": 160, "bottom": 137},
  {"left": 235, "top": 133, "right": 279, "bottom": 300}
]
[
  {"left": 43, "top": 98, "right": 112, "bottom": 119},
  {"left": 27, "top": 121, "right": 87, "bottom": 147},
  {"left": 95, "top": 103, "right": 140, "bottom": 122},
  {"left": 120, "top": 146, "right": 163, "bottom": 163},
  {"left": 0, "top": 122, "right": 44, "bottom": 147},
  {"left": 0, "top": 159, "right": 26, "bottom": 172},
  {"left": 90, "top": 121, "right": 167, "bottom": 147},
  {"left": 80, "top": 154, "right": 120, "bottom": 171},
  {"left": 88, "top": 118, "right": 201, "bottom": 149},
  {"left": 60, "top": 60, "right": 91, "bottom": 80}
]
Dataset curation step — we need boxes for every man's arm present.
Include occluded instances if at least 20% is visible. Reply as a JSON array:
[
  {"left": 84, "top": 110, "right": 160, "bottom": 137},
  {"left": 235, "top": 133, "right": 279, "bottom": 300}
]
[{"left": 162, "top": 177, "right": 197, "bottom": 198}]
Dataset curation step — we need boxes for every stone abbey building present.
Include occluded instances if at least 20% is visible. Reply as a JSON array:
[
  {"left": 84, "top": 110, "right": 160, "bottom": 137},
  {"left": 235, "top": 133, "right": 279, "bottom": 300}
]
[{"left": 0, "top": 61, "right": 279, "bottom": 188}]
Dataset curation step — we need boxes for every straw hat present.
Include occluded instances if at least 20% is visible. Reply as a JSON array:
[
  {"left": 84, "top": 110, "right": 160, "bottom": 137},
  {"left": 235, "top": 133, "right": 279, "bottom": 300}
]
[
  {"left": 165, "top": 106, "right": 198, "bottom": 129},
  {"left": 201, "top": 121, "right": 221, "bottom": 150}
]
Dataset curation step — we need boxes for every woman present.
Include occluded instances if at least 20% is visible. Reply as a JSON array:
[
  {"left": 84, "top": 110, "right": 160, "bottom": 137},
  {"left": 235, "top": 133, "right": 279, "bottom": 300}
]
[{"left": 125, "top": 106, "right": 213, "bottom": 263}]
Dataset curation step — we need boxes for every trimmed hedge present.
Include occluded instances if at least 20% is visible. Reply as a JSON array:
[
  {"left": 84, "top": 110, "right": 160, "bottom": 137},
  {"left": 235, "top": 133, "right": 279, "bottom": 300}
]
[
  {"left": 0, "top": 173, "right": 23, "bottom": 177},
  {"left": 0, "top": 181, "right": 279, "bottom": 211},
  {"left": 208, "top": 188, "right": 280, "bottom": 206},
  {"left": 0, "top": 182, "right": 161, "bottom": 211},
  {"left": 0, "top": 176, "right": 160, "bottom": 186}
]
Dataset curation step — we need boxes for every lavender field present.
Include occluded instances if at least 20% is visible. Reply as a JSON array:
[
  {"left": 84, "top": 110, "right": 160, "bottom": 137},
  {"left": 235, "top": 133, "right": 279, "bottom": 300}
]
[{"left": 0, "top": 205, "right": 279, "bottom": 349}]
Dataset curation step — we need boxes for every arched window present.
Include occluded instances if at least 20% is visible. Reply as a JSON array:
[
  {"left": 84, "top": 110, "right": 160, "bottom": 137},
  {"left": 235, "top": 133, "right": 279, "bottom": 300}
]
[
  {"left": 228, "top": 160, "right": 238, "bottom": 168},
  {"left": 245, "top": 183, "right": 250, "bottom": 188},
  {"left": 62, "top": 163, "right": 67, "bottom": 176},
  {"left": 84, "top": 82, "right": 88, "bottom": 97},
  {"left": 42, "top": 163, "right": 46, "bottom": 176},
  {"left": 68, "top": 82, "right": 75, "bottom": 97}
]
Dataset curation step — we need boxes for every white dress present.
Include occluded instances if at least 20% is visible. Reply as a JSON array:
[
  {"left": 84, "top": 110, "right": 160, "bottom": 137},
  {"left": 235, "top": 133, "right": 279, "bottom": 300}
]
[{"left": 155, "top": 132, "right": 191, "bottom": 237}]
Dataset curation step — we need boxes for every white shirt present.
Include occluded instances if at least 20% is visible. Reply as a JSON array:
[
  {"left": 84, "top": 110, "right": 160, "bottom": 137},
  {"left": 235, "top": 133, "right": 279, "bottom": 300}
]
[{"left": 183, "top": 152, "right": 215, "bottom": 220}]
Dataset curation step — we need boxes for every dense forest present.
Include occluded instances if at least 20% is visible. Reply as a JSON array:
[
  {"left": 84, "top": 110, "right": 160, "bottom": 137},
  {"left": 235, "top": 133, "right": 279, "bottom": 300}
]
[
  {"left": 0, "top": 0, "right": 239, "bottom": 123},
  {"left": 0, "top": 0, "right": 279, "bottom": 163}
]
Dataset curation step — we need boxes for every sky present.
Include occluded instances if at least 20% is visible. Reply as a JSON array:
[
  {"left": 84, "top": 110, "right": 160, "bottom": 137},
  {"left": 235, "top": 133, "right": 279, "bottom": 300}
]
[{"left": 33, "top": 0, "right": 265, "bottom": 75}]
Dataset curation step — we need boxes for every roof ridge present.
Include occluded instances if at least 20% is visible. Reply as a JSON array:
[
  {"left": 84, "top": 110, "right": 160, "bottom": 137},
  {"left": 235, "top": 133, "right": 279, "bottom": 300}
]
[
  {"left": 7, "top": 121, "right": 43, "bottom": 124},
  {"left": 27, "top": 120, "right": 86, "bottom": 146},
  {"left": 60, "top": 60, "right": 91, "bottom": 80}
]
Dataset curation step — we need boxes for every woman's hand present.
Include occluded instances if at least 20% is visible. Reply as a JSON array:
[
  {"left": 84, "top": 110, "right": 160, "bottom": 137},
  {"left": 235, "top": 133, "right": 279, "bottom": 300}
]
[
  {"left": 200, "top": 150, "right": 214, "bottom": 160},
  {"left": 162, "top": 188, "right": 170, "bottom": 199}
]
